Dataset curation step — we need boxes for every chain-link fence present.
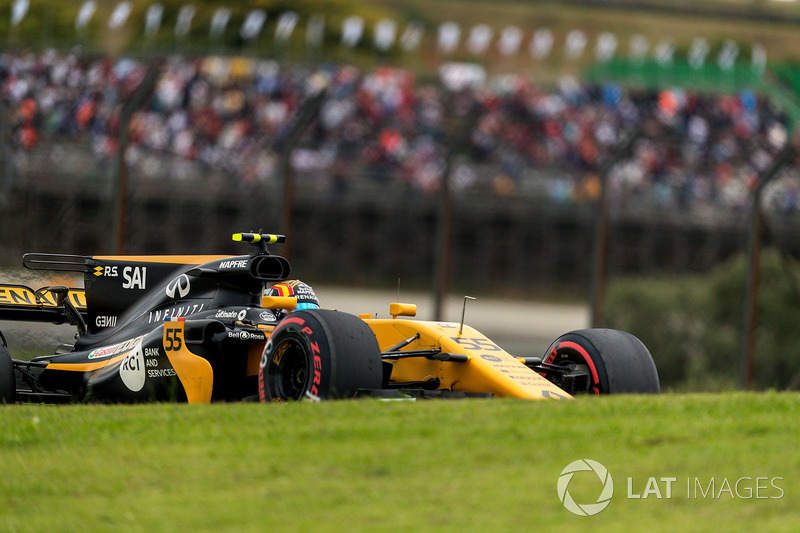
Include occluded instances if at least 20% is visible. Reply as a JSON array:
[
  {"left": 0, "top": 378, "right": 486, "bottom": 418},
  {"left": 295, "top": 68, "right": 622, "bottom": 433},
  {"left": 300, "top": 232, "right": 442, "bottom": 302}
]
[{"left": 1, "top": 49, "right": 800, "bottom": 390}]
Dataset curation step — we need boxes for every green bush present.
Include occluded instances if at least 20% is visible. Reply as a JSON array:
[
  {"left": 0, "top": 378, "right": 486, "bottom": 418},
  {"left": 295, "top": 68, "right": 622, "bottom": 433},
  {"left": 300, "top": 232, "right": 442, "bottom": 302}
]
[{"left": 605, "top": 249, "right": 800, "bottom": 391}]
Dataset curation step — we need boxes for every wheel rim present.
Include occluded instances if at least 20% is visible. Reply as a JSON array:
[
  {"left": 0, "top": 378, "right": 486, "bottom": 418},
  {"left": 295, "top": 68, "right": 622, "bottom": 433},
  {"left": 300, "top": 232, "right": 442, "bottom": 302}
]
[
  {"left": 545, "top": 343, "right": 602, "bottom": 395},
  {"left": 267, "top": 337, "right": 309, "bottom": 401}
]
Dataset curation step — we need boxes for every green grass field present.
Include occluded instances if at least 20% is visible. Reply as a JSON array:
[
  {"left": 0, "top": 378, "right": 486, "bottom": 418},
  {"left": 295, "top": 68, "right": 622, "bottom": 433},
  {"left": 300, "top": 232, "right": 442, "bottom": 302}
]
[{"left": 1, "top": 393, "right": 798, "bottom": 532}]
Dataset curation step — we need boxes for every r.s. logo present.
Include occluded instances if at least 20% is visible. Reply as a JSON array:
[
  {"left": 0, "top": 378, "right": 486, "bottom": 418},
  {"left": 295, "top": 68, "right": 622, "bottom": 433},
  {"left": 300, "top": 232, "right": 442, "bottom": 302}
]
[{"left": 165, "top": 274, "right": 191, "bottom": 299}]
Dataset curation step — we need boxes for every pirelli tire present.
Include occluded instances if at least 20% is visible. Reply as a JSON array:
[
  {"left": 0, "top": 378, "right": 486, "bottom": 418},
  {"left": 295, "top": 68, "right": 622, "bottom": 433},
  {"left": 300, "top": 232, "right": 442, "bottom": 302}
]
[
  {"left": 1, "top": 338, "right": 14, "bottom": 404},
  {"left": 544, "top": 329, "right": 660, "bottom": 395},
  {"left": 258, "top": 309, "right": 382, "bottom": 402}
]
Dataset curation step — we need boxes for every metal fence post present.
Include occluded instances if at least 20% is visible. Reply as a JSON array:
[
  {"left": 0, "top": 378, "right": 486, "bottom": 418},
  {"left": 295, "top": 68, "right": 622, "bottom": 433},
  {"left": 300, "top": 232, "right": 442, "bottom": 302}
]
[
  {"left": 0, "top": 95, "right": 13, "bottom": 197},
  {"left": 590, "top": 128, "right": 640, "bottom": 328},
  {"left": 113, "top": 59, "right": 162, "bottom": 255},
  {"left": 740, "top": 142, "right": 794, "bottom": 389},
  {"left": 276, "top": 88, "right": 327, "bottom": 260},
  {"left": 432, "top": 96, "right": 481, "bottom": 322}
]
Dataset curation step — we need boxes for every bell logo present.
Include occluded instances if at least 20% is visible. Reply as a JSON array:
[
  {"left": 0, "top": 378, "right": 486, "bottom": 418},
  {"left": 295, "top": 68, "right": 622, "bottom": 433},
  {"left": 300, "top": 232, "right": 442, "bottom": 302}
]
[{"left": 557, "top": 459, "right": 614, "bottom": 516}]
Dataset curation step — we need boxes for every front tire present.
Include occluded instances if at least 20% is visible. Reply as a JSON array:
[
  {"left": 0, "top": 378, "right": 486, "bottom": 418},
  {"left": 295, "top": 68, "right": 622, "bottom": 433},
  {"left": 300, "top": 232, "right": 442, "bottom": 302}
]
[
  {"left": 1, "top": 339, "right": 14, "bottom": 404},
  {"left": 259, "top": 310, "right": 382, "bottom": 402},
  {"left": 543, "top": 329, "right": 660, "bottom": 395}
]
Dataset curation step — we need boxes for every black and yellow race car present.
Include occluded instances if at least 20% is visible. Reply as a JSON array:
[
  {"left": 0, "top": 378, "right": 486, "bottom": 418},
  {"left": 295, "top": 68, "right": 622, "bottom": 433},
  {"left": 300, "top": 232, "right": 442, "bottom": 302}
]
[{"left": 0, "top": 233, "right": 659, "bottom": 404}]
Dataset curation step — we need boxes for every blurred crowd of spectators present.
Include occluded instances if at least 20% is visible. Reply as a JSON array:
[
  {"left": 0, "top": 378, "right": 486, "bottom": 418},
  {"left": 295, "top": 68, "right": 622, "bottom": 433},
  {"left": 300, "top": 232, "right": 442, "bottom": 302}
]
[{"left": 1, "top": 48, "right": 798, "bottom": 216}]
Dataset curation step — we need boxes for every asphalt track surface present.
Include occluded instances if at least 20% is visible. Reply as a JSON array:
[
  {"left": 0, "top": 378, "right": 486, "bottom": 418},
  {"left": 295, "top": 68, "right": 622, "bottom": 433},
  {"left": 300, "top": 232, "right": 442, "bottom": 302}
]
[{"left": 0, "top": 268, "right": 589, "bottom": 359}]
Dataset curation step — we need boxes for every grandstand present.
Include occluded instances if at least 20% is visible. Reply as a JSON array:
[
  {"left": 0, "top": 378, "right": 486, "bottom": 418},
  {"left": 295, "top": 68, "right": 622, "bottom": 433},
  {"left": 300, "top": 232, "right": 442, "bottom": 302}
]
[{"left": 1, "top": 0, "right": 799, "bottom": 297}]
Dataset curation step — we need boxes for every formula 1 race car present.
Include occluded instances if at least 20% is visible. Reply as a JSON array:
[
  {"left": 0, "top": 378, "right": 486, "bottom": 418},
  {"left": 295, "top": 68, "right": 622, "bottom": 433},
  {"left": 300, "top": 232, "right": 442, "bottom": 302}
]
[{"left": 0, "top": 233, "right": 659, "bottom": 404}]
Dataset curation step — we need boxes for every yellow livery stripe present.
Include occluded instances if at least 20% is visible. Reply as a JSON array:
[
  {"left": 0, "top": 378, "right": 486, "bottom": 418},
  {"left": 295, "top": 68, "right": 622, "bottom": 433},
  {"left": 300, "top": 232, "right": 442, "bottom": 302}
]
[
  {"left": 46, "top": 353, "right": 127, "bottom": 373},
  {"left": 92, "top": 255, "right": 228, "bottom": 264}
]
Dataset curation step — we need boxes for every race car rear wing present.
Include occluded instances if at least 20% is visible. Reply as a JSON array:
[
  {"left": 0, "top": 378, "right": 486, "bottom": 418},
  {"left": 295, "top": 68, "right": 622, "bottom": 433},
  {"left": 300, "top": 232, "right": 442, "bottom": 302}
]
[
  {"left": 0, "top": 254, "right": 90, "bottom": 326},
  {"left": 22, "top": 253, "right": 92, "bottom": 273},
  {"left": 0, "top": 284, "right": 87, "bottom": 325}
]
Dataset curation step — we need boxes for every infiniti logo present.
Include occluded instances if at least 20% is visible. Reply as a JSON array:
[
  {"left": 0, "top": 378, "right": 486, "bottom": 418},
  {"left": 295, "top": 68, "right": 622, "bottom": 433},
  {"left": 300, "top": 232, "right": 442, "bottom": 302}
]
[{"left": 165, "top": 274, "right": 191, "bottom": 299}]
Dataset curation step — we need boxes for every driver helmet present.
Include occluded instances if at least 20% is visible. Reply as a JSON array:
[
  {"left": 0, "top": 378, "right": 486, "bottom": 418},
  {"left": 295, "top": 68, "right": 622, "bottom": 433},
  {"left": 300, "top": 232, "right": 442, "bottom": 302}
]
[{"left": 266, "top": 280, "right": 320, "bottom": 312}]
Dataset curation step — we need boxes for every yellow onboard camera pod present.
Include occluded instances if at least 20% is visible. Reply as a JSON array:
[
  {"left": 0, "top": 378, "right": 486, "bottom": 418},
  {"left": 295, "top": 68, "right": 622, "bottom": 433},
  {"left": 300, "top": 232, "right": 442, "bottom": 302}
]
[
  {"left": 261, "top": 296, "right": 298, "bottom": 311},
  {"left": 389, "top": 303, "right": 417, "bottom": 319}
]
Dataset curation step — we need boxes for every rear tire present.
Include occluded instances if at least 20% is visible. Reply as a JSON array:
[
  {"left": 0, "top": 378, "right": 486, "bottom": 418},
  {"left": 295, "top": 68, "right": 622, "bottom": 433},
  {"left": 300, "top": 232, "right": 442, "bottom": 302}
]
[
  {"left": 1, "top": 339, "right": 14, "bottom": 404},
  {"left": 544, "top": 329, "right": 660, "bottom": 395},
  {"left": 259, "top": 310, "right": 382, "bottom": 402}
]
